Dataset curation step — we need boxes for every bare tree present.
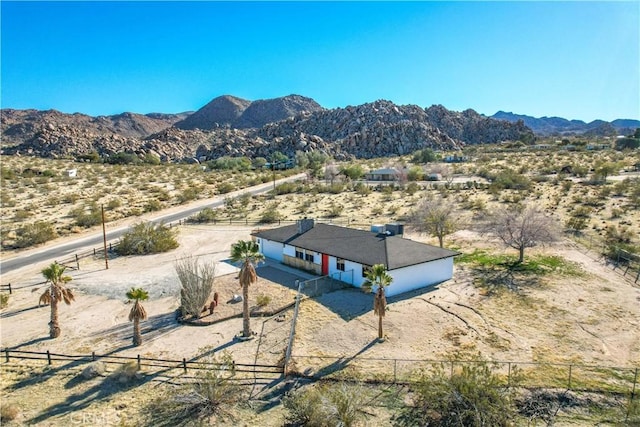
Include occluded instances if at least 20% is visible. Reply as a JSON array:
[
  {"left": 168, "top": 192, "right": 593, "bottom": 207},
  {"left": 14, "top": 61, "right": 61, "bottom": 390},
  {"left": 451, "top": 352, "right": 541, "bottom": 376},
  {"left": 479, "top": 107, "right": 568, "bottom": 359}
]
[
  {"left": 409, "top": 195, "right": 462, "bottom": 248},
  {"left": 481, "top": 204, "right": 559, "bottom": 263},
  {"left": 324, "top": 163, "right": 341, "bottom": 185},
  {"left": 175, "top": 256, "right": 216, "bottom": 319}
]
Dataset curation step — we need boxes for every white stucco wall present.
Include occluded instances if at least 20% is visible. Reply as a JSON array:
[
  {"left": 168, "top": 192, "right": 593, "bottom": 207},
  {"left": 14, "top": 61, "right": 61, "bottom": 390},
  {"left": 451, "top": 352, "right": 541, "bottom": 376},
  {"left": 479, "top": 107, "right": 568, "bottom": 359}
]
[
  {"left": 386, "top": 257, "right": 454, "bottom": 297},
  {"left": 259, "top": 238, "right": 284, "bottom": 262}
]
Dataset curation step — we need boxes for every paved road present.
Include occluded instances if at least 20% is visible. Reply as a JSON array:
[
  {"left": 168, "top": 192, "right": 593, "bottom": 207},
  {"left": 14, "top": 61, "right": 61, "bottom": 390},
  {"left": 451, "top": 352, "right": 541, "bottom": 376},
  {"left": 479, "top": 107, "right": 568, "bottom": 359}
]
[{"left": 0, "top": 174, "right": 305, "bottom": 274}]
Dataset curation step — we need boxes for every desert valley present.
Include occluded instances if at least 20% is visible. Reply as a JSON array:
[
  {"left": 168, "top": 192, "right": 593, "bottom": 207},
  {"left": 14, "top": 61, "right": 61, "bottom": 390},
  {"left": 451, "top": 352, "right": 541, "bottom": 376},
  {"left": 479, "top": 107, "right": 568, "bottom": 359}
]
[{"left": 1, "top": 95, "right": 639, "bottom": 426}]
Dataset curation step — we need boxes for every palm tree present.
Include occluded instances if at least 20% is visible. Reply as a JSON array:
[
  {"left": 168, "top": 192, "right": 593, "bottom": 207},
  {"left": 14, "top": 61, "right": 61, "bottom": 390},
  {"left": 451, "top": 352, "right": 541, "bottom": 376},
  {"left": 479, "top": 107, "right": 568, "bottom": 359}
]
[
  {"left": 230, "top": 240, "right": 265, "bottom": 338},
  {"left": 126, "top": 287, "right": 149, "bottom": 346},
  {"left": 41, "top": 262, "right": 74, "bottom": 338},
  {"left": 362, "top": 264, "right": 393, "bottom": 341}
]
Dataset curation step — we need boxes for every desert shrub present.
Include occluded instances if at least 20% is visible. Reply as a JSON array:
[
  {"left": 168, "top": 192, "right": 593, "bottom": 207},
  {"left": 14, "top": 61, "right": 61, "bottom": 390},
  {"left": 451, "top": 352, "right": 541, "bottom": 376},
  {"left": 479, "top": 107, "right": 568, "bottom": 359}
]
[
  {"left": 116, "top": 222, "right": 179, "bottom": 255},
  {"left": 14, "top": 221, "right": 57, "bottom": 248},
  {"left": 71, "top": 202, "right": 102, "bottom": 228},
  {"left": 217, "top": 182, "right": 235, "bottom": 194},
  {"left": 340, "top": 164, "right": 364, "bottom": 180},
  {"left": 207, "top": 156, "right": 252, "bottom": 171},
  {"left": 0, "top": 403, "right": 19, "bottom": 422},
  {"left": 175, "top": 256, "right": 216, "bottom": 319},
  {"left": 144, "top": 352, "right": 242, "bottom": 426},
  {"left": 603, "top": 225, "right": 638, "bottom": 261},
  {"left": 177, "top": 187, "right": 199, "bottom": 204},
  {"left": 13, "top": 209, "right": 33, "bottom": 221},
  {"left": 489, "top": 168, "right": 532, "bottom": 191},
  {"left": 106, "top": 152, "right": 141, "bottom": 165},
  {"left": 411, "top": 148, "right": 438, "bottom": 163},
  {"left": 144, "top": 199, "right": 162, "bottom": 212},
  {"left": 0, "top": 293, "right": 9, "bottom": 309},
  {"left": 327, "top": 201, "right": 344, "bottom": 218},
  {"left": 394, "top": 363, "right": 516, "bottom": 427},
  {"left": 354, "top": 182, "right": 371, "bottom": 196},
  {"left": 142, "top": 152, "right": 161, "bottom": 165},
  {"left": 189, "top": 207, "right": 219, "bottom": 223},
  {"left": 106, "top": 198, "right": 122, "bottom": 210},
  {"left": 274, "top": 181, "right": 303, "bottom": 195},
  {"left": 283, "top": 382, "right": 370, "bottom": 427},
  {"left": 259, "top": 204, "right": 282, "bottom": 224},
  {"left": 256, "top": 294, "right": 271, "bottom": 307},
  {"left": 405, "top": 182, "right": 420, "bottom": 195}
]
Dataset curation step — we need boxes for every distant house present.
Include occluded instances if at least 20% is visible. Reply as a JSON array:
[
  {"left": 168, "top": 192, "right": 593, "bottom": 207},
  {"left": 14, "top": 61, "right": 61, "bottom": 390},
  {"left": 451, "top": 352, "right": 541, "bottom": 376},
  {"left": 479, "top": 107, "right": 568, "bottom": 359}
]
[
  {"left": 444, "top": 154, "right": 469, "bottom": 163},
  {"left": 251, "top": 219, "right": 459, "bottom": 297},
  {"left": 365, "top": 167, "right": 400, "bottom": 181},
  {"left": 66, "top": 169, "right": 77, "bottom": 178},
  {"left": 586, "top": 143, "right": 610, "bottom": 151}
]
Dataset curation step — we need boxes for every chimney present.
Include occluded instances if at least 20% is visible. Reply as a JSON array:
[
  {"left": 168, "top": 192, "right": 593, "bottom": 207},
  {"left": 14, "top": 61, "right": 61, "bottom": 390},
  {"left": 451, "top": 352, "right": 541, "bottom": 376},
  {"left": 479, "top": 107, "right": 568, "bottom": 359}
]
[{"left": 297, "top": 218, "right": 315, "bottom": 234}]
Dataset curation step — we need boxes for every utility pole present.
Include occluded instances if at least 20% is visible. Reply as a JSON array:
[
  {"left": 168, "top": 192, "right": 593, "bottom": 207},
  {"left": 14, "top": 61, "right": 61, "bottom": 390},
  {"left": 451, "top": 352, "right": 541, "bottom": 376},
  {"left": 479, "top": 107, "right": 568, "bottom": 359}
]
[{"left": 101, "top": 204, "right": 109, "bottom": 270}]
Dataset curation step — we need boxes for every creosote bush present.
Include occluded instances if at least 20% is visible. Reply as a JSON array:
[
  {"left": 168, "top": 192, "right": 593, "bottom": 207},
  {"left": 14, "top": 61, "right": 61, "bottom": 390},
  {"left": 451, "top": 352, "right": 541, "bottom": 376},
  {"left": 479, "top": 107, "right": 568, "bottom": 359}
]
[
  {"left": 116, "top": 222, "right": 179, "bottom": 255},
  {"left": 144, "top": 352, "right": 242, "bottom": 427},
  {"left": 393, "top": 362, "right": 517, "bottom": 427},
  {"left": 14, "top": 221, "right": 57, "bottom": 248},
  {"left": 284, "top": 382, "right": 370, "bottom": 427}
]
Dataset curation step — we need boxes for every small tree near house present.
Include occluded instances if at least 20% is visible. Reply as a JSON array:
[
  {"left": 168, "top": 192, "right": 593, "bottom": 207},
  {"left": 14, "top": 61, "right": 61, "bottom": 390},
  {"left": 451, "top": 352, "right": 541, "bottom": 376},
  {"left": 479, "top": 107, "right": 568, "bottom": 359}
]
[
  {"left": 362, "top": 264, "right": 393, "bottom": 341},
  {"left": 126, "top": 287, "right": 148, "bottom": 347},
  {"left": 480, "top": 204, "right": 559, "bottom": 263},
  {"left": 409, "top": 195, "right": 462, "bottom": 248}
]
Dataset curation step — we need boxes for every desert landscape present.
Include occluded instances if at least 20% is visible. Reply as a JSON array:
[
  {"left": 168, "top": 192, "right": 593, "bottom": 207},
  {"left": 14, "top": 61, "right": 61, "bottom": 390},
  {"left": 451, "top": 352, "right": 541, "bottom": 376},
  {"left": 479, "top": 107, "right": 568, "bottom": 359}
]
[{"left": 1, "top": 142, "right": 639, "bottom": 425}]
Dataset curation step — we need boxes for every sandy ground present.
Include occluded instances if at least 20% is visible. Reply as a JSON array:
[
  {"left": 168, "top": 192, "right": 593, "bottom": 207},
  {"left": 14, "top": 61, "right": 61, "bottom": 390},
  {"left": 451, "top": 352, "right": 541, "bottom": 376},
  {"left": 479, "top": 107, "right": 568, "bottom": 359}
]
[{"left": 0, "top": 224, "right": 639, "bottom": 425}]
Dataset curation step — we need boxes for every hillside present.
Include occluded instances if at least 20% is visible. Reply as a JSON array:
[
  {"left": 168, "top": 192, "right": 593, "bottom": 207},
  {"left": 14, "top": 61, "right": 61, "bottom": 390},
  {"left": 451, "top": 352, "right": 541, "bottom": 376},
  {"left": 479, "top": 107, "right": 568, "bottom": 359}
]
[
  {"left": 1, "top": 96, "right": 538, "bottom": 161},
  {"left": 492, "top": 111, "right": 640, "bottom": 136}
]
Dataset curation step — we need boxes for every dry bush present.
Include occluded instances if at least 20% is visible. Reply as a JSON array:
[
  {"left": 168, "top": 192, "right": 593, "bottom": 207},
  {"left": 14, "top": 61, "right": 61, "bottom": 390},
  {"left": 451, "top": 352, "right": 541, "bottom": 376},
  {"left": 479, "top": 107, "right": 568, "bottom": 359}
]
[{"left": 175, "top": 256, "right": 216, "bottom": 319}]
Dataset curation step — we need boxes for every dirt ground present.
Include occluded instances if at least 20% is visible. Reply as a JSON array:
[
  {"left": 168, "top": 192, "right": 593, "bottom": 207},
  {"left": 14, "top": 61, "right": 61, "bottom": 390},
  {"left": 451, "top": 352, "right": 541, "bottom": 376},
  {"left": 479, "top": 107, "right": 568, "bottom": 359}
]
[{"left": 1, "top": 224, "right": 639, "bottom": 425}]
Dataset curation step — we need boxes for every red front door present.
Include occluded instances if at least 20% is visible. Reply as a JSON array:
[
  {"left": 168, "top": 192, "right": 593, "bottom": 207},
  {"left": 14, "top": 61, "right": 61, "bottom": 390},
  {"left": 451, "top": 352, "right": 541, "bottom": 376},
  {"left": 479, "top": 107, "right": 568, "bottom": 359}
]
[{"left": 321, "top": 254, "right": 329, "bottom": 276}]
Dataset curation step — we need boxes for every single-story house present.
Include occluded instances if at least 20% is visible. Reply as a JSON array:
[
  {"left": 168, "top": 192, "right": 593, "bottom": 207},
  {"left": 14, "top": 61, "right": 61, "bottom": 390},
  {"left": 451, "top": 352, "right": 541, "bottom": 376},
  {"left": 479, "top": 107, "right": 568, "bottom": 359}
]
[
  {"left": 365, "top": 167, "right": 400, "bottom": 181},
  {"left": 251, "top": 219, "right": 459, "bottom": 297}
]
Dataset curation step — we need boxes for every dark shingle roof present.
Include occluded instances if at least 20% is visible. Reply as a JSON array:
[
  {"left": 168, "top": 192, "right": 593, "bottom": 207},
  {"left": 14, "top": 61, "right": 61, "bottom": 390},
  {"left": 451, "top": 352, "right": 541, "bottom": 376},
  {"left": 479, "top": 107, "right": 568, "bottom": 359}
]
[{"left": 252, "top": 223, "right": 458, "bottom": 270}]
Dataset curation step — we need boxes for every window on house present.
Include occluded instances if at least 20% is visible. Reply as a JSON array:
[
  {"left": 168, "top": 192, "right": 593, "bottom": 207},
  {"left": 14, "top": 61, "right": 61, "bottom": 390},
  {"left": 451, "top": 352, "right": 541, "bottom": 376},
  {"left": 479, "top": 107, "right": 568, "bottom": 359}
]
[
  {"left": 305, "top": 253, "right": 314, "bottom": 263},
  {"left": 337, "top": 258, "right": 345, "bottom": 271},
  {"left": 295, "top": 249, "right": 304, "bottom": 260}
]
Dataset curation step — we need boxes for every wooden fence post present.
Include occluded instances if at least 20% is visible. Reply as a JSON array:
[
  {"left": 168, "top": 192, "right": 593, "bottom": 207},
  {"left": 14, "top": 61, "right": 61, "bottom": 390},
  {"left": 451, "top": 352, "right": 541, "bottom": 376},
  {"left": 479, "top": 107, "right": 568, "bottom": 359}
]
[
  {"left": 393, "top": 359, "right": 397, "bottom": 383},
  {"left": 137, "top": 354, "right": 141, "bottom": 370},
  {"left": 75, "top": 254, "right": 80, "bottom": 270},
  {"left": 92, "top": 351, "right": 96, "bottom": 361},
  {"left": 507, "top": 362, "right": 512, "bottom": 388},
  {"left": 183, "top": 358, "right": 187, "bottom": 374},
  {"left": 7, "top": 283, "right": 11, "bottom": 294},
  {"left": 47, "top": 350, "right": 52, "bottom": 365},
  {"left": 5, "top": 348, "right": 9, "bottom": 362}
]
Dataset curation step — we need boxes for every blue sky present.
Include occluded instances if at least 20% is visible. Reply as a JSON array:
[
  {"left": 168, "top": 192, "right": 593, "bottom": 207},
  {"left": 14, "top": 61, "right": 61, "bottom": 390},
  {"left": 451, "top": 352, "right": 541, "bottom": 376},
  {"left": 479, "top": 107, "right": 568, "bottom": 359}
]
[{"left": 1, "top": 1, "right": 638, "bottom": 122}]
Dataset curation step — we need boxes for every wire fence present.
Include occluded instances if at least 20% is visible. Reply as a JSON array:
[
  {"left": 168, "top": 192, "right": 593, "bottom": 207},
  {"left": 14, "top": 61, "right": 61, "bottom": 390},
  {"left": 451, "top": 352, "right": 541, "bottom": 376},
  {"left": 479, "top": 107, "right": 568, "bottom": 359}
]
[
  {"left": 569, "top": 232, "right": 640, "bottom": 284},
  {"left": 288, "top": 354, "right": 639, "bottom": 396}
]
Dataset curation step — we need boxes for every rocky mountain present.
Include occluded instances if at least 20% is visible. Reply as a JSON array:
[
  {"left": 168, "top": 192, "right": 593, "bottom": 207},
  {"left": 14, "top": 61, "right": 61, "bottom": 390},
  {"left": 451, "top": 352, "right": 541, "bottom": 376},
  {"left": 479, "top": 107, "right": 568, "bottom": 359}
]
[
  {"left": 1, "top": 108, "right": 190, "bottom": 147},
  {"left": 2, "top": 96, "right": 533, "bottom": 161},
  {"left": 174, "top": 94, "right": 323, "bottom": 130},
  {"left": 173, "top": 95, "right": 251, "bottom": 130},
  {"left": 492, "top": 111, "right": 640, "bottom": 136}
]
